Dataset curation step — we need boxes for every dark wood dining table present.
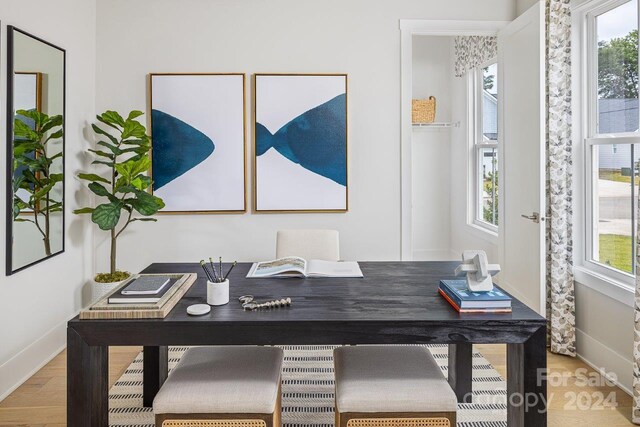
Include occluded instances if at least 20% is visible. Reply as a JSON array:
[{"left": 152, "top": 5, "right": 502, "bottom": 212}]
[{"left": 67, "top": 261, "right": 547, "bottom": 427}]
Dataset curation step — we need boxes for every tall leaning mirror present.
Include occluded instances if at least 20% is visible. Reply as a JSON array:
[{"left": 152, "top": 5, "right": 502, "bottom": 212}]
[{"left": 6, "top": 26, "right": 66, "bottom": 275}]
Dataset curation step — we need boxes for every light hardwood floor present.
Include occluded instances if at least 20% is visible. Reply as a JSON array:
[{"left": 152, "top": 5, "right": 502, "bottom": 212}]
[{"left": 0, "top": 345, "right": 633, "bottom": 426}]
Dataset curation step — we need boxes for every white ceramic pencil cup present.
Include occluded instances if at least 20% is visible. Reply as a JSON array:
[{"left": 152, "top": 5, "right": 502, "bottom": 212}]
[{"left": 207, "top": 279, "right": 229, "bottom": 306}]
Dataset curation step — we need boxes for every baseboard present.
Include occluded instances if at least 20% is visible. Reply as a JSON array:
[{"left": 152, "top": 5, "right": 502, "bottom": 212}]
[
  {"left": 575, "top": 328, "right": 633, "bottom": 396},
  {"left": 0, "top": 320, "right": 67, "bottom": 402}
]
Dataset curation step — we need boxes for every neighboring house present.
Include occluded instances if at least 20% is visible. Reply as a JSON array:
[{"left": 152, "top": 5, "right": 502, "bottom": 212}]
[
  {"left": 598, "top": 98, "right": 639, "bottom": 169},
  {"left": 481, "top": 90, "right": 498, "bottom": 178},
  {"left": 483, "top": 90, "right": 498, "bottom": 141}
]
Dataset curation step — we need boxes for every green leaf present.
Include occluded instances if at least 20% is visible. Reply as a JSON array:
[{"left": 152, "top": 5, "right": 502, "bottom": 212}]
[
  {"left": 49, "top": 152, "right": 63, "bottom": 161},
  {"left": 127, "top": 111, "right": 144, "bottom": 121},
  {"left": 88, "top": 148, "right": 114, "bottom": 159},
  {"left": 14, "top": 118, "right": 38, "bottom": 141},
  {"left": 92, "top": 160, "right": 115, "bottom": 167},
  {"left": 49, "top": 173, "right": 64, "bottom": 183},
  {"left": 92, "top": 123, "right": 118, "bottom": 145},
  {"left": 91, "top": 202, "right": 123, "bottom": 230},
  {"left": 33, "top": 183, "right": 55, "bottom": 200},
  {"left": 129, "top": 190, "right": 164, "bottom": 215},
  {"left": 40, "top": 115, "right": 63, "bottom": 133},
  {"left": 131, "top": 175, "right": 152, "bottom": 190},
  {"left": 99, "top": 111, "right": 125, "bottom": 127},
  {"left": 14, "top": 218, "right": 35, "bottom": 223},
  {"left": 44, "top": 129, "right": 64, "bottom": 142},
  {"left": 97, "top": 140, "right": 123, "bottom": 155},
  {"left": 88, "top": 182, "right": 110, "bottom": 197},
  {"left": 74, "top": 207, "right": 95, "bottom": 214},
  {"left": 121, "top": 120, "right": 147, "bottom": 139},
  {"left": 122, "top": 138, "right": 150, "bottom": 146},
  {"left": 13, "top": 142, "right": 38, "bottom": 157},
  {"left": 13, "top": 203, "right": 20, "bottom": 219},
  {"left": 78, "top": 173, "right": 110, "bottom": 184}
]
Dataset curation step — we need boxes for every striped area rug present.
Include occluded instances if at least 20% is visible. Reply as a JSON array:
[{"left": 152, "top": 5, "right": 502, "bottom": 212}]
[{"left": 109, "top": 345, "right": 507, "bottom": 427}]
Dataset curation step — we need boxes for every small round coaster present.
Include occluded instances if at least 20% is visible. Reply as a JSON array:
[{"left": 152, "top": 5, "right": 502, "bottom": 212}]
[{"left": 187, "top": 304, "right": 211, "bottom": 316}]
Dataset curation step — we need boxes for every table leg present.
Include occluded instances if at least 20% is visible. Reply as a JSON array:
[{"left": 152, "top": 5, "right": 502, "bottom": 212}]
[
  {"left": 143, "top": 345, "right": 168, "bottom": 407},
  {"left": 507, "top": 326, "right": 547, "bottom": 427},
  {"left": 67, "top": 328, "right": 108, "bottom": 427},
  {"left": 448, "top": 343, "right": 473, "bottom": 403}
]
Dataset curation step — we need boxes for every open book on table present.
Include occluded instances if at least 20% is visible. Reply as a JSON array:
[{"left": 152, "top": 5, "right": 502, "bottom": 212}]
[{"left": 246, "top": 257, "right": 364, "bottom": 278}]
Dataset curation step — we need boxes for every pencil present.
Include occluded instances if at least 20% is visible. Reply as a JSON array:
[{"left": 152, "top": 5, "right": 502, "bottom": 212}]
[
  {"left": 224, "top": 261, "right": 237, "bottom": 281},
  {"left": 209, "top": 257, "right": 218, "bottom": 281}
]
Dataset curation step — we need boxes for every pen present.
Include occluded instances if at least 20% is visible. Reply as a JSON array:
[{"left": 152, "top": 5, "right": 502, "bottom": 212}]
[{"left": 219, "top": 257, "right": 223, "bottom": 282}]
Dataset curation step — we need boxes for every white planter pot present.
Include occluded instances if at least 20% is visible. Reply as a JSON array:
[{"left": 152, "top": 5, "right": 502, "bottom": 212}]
[{"left": 90, "top": 276, "right": 129, "bottom": 303}]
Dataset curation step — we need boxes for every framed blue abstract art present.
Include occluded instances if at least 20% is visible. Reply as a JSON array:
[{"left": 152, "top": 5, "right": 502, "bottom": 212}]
[
  {"left": 149, "top": 73, "right": 246, "bottom": 213},
  {"left": 254, "top": 74, "right": 348, "bottom": 212}
]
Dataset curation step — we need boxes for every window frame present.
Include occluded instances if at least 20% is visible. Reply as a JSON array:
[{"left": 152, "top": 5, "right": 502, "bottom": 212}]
[
  {"left": 579, "top": 0, "right": 640, "bottom": 288},
  {"left": 469, "top": 60, "right": 499, "bottom": 234}
]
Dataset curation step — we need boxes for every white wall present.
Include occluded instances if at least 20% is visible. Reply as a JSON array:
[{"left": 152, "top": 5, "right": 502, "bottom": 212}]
[
  {"left": 94, "top": 0, "right": 515, "bottom": 274},
  {"left": 0, "top": 0, "right": 96, "bottom": 400},
  {"left": 411, "top": 36, "right": 454, "bottom": 260},
  {"left": 517, "top": 0, "right": 540, "bottom": 15}
]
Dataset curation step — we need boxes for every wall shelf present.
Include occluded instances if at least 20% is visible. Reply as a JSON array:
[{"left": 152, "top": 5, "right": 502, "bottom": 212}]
[{"left": 412, "top": 122, "right": 459, "bottom": 129}]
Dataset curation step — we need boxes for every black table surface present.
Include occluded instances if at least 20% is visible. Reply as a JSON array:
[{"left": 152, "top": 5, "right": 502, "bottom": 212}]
[{"left": 69, "top": 261, "right": 544, "bottom": 326}]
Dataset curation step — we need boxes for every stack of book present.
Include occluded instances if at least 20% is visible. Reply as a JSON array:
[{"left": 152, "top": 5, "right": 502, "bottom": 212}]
[{"left": 438, "top": 279, "right": 512, "bottom": 313}]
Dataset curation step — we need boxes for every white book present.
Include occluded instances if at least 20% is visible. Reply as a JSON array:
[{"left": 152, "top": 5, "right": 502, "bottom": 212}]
[{"left": 246, "top": 257, "right": 364, "bottom": 279}]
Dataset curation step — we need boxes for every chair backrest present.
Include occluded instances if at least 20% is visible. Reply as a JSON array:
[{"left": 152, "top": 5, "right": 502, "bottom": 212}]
[{"left": 276, "top": 229, "right": 340, "bottom": 261}]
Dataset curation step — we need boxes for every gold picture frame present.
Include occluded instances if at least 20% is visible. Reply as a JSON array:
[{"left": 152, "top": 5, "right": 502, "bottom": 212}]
[
  {"left": 148, "top": 73, "right": 247, "bottom": 214},
  {"left": 253, "top": 73, "right": 349, "bottom": 213}
]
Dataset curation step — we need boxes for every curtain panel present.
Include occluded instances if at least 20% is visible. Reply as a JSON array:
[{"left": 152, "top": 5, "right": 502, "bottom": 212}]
[
  {"left": 545, "top": 0, "right": 576, "bottom": 357},
  {"left": 453, "top": 36, "right": 498, "bottom": 77}
]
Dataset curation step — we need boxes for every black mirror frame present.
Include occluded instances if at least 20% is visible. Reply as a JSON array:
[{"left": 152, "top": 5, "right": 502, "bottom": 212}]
[{"left": 6, "top": 26, "right": 66, "bottom": 275}]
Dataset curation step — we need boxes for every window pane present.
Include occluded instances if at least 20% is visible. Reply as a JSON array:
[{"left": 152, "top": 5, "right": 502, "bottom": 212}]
[
  {"left": 596, "top": 0, "right": 639, "bottom": 134},
  {"left": 479, "top": 147, "right": 498, "bottom": 226},
  {"left": 482, "top": 64, "right": 498, "bottom": 141},
  {"left": 593, "top": 144, "right": 635, "bottom": 273}
]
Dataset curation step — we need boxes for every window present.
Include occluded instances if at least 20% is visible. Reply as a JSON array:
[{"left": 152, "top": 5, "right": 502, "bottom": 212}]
[
  {"left": 583, "top": 0, "right": 639, "bottom": 279},
  {"left": 471, "top": 62, "right": 499, "bottom": 232}
]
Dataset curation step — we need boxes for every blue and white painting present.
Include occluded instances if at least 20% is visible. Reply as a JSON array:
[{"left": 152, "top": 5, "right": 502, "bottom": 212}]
[
  {"left": 255, "top": 74, "right": 347, "bottom": 211},
  {"left": 150, "top": 74, "right": 246, "bottom": 212}
]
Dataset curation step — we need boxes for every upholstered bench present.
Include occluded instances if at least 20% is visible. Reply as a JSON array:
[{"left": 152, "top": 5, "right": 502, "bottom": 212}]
[
  {"left": 153, "top": 346, "right": 284, "bottom": 427},
  {"left": 333, "top": 346, "right": 457, "bottom": 427}
]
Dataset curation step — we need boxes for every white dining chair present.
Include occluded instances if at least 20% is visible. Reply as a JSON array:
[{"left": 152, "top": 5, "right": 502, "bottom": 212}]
[{"left": 276, "top": 229, "right": 340, "bottom": 261}]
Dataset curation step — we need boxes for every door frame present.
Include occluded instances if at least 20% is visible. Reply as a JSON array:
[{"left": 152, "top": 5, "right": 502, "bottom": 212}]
[{"left": 399, "top": 19, "right": 509, "bottom": 260}]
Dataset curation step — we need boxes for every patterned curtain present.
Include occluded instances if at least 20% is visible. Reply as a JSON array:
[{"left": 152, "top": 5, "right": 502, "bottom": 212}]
[
  {"left": 454, "top": 36, "right": 498, "bottom": 77},
  {"left": 546, "top": 0, "right": 576, "bottom": 357},
  {"left": 634, "top": 212, "right": 640, "bottom": 422}
]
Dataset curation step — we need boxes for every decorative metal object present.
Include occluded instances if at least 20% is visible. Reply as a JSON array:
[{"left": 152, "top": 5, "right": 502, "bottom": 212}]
[{"left": 238, "top": 295, "right": 292, "bottom": 311}]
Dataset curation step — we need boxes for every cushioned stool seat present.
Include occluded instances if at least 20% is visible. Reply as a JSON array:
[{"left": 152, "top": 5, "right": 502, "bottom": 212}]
[
  {"left": 153, "top": 346, "right": 284, "bottom": 427},
  {"left": 333, "top": 346, "right": 457, "bottom": 427}
]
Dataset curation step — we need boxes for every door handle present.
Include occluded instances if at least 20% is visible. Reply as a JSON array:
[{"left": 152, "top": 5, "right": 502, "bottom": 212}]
[{"left": 521, "top": 212, "right": 543, "bottom": 223}]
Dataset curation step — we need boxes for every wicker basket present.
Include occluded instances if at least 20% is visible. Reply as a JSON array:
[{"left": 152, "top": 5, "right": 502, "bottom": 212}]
[{"left": 412, "top": 96, "right": 436, "bottom": 124}]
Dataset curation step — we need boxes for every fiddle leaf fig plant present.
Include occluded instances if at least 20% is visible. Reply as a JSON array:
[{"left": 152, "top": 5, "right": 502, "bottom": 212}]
[
  {"left": 12, "top": 110, "right": 64, "bottom": 256},
  {"left": 74, "top": 110, "right": 164, "bottom": 282}
]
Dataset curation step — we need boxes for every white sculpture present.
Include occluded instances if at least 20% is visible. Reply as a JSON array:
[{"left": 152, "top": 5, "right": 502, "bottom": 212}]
[{"left": 454, "top": 250, "right": 501, "bottom": 292}]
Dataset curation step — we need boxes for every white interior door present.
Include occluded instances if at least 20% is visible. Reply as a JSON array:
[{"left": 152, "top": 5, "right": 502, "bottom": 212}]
[{"left": 497, "top": 2, "right": 546, "bottom": 315}]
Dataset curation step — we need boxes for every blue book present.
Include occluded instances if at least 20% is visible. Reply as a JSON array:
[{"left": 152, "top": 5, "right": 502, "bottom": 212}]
[{"left": 439, "top": 280, "right": 511, "bottom": 310}]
